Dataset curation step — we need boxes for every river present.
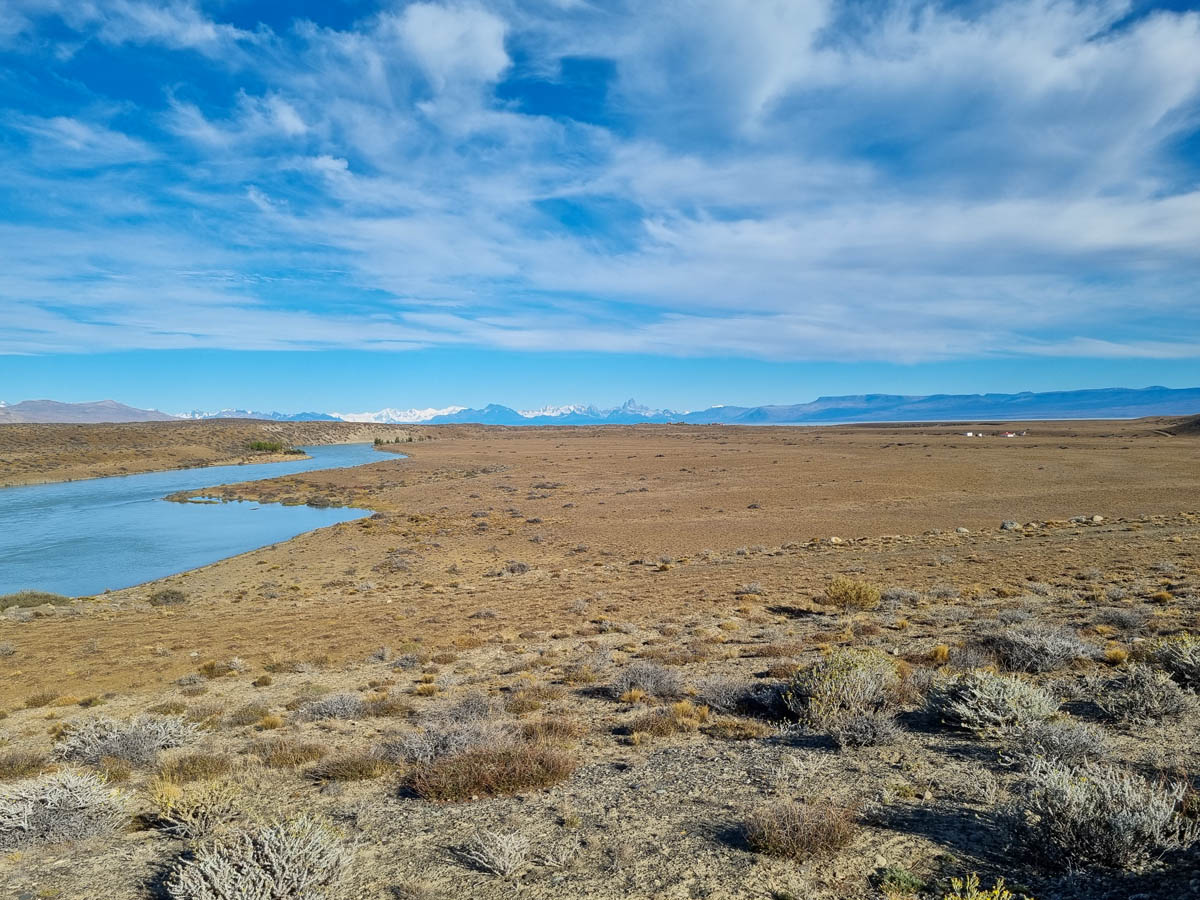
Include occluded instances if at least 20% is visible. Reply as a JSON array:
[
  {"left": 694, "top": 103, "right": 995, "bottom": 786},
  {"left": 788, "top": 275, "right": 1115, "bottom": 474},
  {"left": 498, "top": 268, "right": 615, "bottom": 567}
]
[{"left": 0, "top": 443, "right": 389, "bottom": 597}]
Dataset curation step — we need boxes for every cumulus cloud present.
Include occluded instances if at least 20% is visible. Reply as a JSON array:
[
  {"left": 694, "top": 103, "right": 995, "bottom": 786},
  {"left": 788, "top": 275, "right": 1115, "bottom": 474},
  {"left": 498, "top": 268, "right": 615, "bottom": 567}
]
[{"left": 0, "top": 0, "right": 1198, "bottom": 361}]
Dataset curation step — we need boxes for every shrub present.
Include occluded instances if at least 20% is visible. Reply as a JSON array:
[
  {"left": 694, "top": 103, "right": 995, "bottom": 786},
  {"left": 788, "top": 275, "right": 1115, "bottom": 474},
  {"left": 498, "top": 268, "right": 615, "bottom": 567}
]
[
  {"left": 0, "top": 750, "right": 48, "bottom": 781},
  {"left": 784, "top": 649, "right": 901, "bottom": 738},
  {"left": 928, "top": 671, "right": 1057, "bottom": 736},
  {"left": 743, "top": 799, "right": 858, "bottom": 860},
  {"left": 300, "top": 693, "right": 365, "bottom": 720},
  {"left": 149, "top": 588, "right": 188, "bottom": 607},
  {"left": 376, "top": 720, "right": 515, "bottom": 766},
  {"left": 1095, "top": 607, "right": 1148, "bottom": 631},
  {"left": 1095, "top": 664, "right": 1191, "bottom": 724},
  {"left": 693, "top": 676, "right": 755, "bottom": 714},
  {"left": 828, "top": 710, "right": 904, "bottom": 748},
  {"left": 407, "top": 743, "right": 575, "bottom": 801},
  {"left": 0, "top": 770, "right": 125, "bottom": 850},
  {"left": 1148, "top": 633, "right": 1200, "bottom": 690},
  {"left": 224, "top": 703, "right": 270, "bottom": 727},
  {"left": 825, "top": 576, "right": 881, "bottom": 610},
  {"left": 462, "top": 830, "right": 530, "bottom": 876},
  {"left": 1002, "top": 718, "right": 1108, "bottom": 769},
  {"left": 166, "top": 815, "right": 350, "bottom": 900},
  {"left": 1016, "top": 759, "right": 1199, "bottom": 870},
  {"left": 980, "top": 623, "right": 1088, "bottom": 673},
  {"left": 55, "top": 716, "right": 196, "bottom": 767},
  {"left": 151, "top": 778, "right": 241, "bottom": 839},
  {"left": 251, "top": 738, "right": 327, "bottom": 769},
  {"left": 942, "top": 873, "right": 1031, "bottom": 900},
  {"left": 610, "top": 661, "right": 682, "bottom": 700}
]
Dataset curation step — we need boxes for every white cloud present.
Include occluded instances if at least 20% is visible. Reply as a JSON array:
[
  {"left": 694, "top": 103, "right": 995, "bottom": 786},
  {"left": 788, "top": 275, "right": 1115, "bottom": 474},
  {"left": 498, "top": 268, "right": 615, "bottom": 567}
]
[{"left": 1, "top": 0, "right": 1198, "bottom": 362}]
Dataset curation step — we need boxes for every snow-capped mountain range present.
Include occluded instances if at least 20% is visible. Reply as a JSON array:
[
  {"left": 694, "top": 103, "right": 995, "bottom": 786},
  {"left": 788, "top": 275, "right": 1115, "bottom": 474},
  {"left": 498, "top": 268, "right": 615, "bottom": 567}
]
[{"left": 5, "top": 388, "right": 1198, "bottom": 425}]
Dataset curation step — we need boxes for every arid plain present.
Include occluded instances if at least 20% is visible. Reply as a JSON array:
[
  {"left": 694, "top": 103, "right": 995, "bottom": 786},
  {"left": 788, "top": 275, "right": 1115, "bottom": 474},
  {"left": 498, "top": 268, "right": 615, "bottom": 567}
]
[{"left": 2, "top": 419, "right": 1199, "bottom": 899}]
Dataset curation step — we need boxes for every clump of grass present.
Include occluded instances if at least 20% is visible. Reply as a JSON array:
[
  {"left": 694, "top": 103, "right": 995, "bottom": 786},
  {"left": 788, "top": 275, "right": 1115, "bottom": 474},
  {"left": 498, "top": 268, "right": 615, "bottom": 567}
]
[
  {"left": 702, "top": 717, "right": 773, "bottom": 740},
  {"left": 250, "top": 738, "right": 327, "bottom": 769},
  {"left": 1095, "top": 664, "right": 1191, "bottom": 724},
  {"left": 24, "top": 691, "right": 59, "bottom": 709},
  {"left": 0, "top": 770, "right": 125, "bottom": 850},
  {"left": 307, "top": 753, "right": 392, "bottom": 782},
  {"left": 627, "top": 700, "right": 710, "bottom": 742},
  {"left": 824, "top": 576, "right": 881, "bottom": 610},
  {"left": 158, "top": 753, "right": 233, "bottom": 783},
  {"left": 165, "top": 815, "right": 350, "bottom": 899},
  {"left": 1015, "top": 759, "right": 1199, "bottom": 870},
  {"left": 0, "top": 749, "right": 49, "bottom": 781},
  {"left": 408, "top": 743, "right": 575, "bottom": 801},
  {"left": 0, "top": 591, "right": 70, "bottom": 611},
  {"left": 743, "top": 799, "right": 858, "bottom": 860},
  {"left": 927, "top": 671, "right": 1057, "bottom": 736}
]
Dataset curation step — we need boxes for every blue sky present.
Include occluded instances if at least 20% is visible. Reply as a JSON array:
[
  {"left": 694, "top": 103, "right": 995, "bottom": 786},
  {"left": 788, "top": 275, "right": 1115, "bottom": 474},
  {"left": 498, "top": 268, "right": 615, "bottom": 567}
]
[{"left": 1, "top": 1, "right": 1198, "bottom": 413}]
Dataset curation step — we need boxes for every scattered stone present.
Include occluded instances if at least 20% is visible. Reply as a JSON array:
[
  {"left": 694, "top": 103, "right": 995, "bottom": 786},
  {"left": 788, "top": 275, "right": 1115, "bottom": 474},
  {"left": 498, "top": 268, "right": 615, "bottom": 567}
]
[{"left": 1000, "top": 521, "right": 1020, "bottom": 531}]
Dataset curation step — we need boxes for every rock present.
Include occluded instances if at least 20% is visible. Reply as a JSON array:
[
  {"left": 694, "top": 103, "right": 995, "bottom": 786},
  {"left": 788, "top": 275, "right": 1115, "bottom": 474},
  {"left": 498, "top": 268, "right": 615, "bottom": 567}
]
[
  {"left": 955, "top": 527, "right": 970, "bottom": 534},
  {"left": 828, "top": 536, "right": 844, "bottom": 545},
  {"left": 1000, "top": 520, "right": 1020, "bottom": 531},
  {"left": 1091, "top": 515, "right": 1104, "bottom": 523},
  {"left": 3, "top": 607, "right": 33, "bottom": 622}
]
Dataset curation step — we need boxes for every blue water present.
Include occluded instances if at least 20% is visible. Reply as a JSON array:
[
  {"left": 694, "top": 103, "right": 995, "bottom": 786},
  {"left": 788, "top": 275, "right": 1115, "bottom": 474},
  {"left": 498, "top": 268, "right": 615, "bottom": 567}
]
[{"left": 0, "top": 443, "right": 391, "bottom": 597}]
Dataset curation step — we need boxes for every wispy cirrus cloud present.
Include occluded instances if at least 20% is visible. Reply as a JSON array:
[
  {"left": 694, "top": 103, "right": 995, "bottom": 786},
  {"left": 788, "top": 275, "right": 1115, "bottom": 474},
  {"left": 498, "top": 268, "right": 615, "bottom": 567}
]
[{"left": 0, "top": 0, "right": 1198, "bottom": 363}]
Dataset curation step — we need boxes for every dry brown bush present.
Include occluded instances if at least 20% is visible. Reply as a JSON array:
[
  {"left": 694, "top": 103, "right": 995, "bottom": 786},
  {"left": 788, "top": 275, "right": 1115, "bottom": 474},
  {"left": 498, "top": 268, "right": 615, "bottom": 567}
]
[
  {"left": 744, "top": 799, "right": 859, "bottom": 860},
  {"left": 408, "top": 743, "right": 575, "bottom": 801},
  {"left": 250, "top": 738, "right": 328, "bottom": 769}
]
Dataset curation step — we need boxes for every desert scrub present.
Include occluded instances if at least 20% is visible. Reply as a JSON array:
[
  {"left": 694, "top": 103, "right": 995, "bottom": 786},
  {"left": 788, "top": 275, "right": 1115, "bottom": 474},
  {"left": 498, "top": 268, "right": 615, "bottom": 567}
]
[
  {"left": 980, "top": 623, "right": 1088, "bottom": 673},
  {"left": 743, "top": 799, "right": 858, "bottom": 860},
  {"left": 825, "top": 575, "right": 881, "bottom": 610},
  {"left": 785, "top": 649, "right": 903, "bottom": 746},
  {"left": 407, "top": 742, "right": 575, "bottom": 801},
  {"left": 1095, "top": 663, "right": 1191, "bottom": 724},
  {"left": 693, "top": 675, "right": 757, "bottom": 714},
  {"left": 151, "top": 777, "right": 241, "bottom": 839},
  {"left": 377, "top": 720, "right": 515, "bottom": 766},
  {"left": 1147, "top": 632, "right": 1200, "bottom": 690},
  {"left": 1016, "top": 759, "right": 1199, "bottom": 870},
  {"left": 300, "top": 692, "right": 365, "bottom": 720},
  {"left": 148, "top": 588, "right": 188, "bottom": 606},
  {"left": 610, "top": 661, "right": 682, "bottom": 700},
  {"left": 0, "top": 770, "right": 125, "bottom": 850},
  {"left": 928, "top": 671, "right": 1057, "bottom": 735},
  {"left": 166, "top": 815, "right": 350, "bottom": 900},
  {"left": 462, "top": 829, "right": 530, "bottom": 876},
  {"left": 1001, "top": 718, "right": 1108, "bottom": 769},
  {"left": 55, "top": 715, "right": 196, "bottom": 766}
]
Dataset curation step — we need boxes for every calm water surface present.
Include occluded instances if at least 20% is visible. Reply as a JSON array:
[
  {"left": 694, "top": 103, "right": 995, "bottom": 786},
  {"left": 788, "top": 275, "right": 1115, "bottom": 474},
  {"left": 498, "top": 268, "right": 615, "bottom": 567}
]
[{"left": 0, "top": 443, "right": 390, "bottom": 596}]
